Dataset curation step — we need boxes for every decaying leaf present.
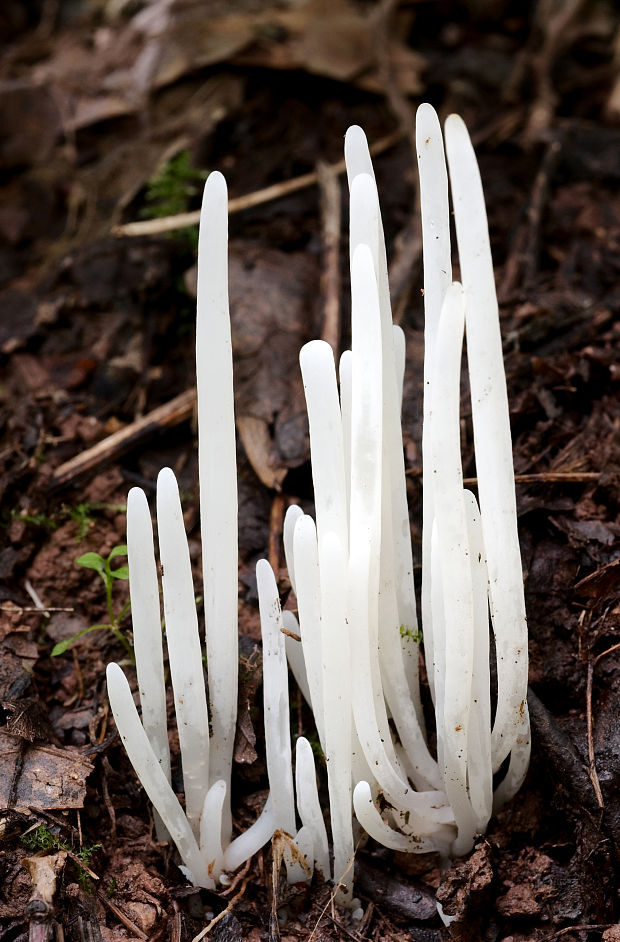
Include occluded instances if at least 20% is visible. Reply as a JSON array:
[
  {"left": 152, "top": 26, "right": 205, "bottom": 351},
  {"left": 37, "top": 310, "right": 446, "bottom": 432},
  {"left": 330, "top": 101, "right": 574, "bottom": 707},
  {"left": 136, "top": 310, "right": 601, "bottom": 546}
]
[
  {"left": 0, "top": 732, "right": 93, "bottom": 813},
  {"left": 2, "top": 699, "right": 55, "bottom": 743},
  {"left": 236, "top": 415, "right": 287, "bottom": 492}
]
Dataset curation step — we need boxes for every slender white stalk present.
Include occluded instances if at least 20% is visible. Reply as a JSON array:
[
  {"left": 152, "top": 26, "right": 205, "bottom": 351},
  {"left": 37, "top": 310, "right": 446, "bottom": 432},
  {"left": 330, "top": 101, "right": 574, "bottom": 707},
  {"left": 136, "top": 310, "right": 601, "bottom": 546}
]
[
  {"left": 283, "top": 504, "right": 304, "bottom": 595},
  {"left": 444, "top": 114, "right": 528, "bottom": 772},
  {"left": 392, "top": 326, "right": 406, "bottom": 412},
  {"left": 430, "top": 521, "right": 446, "bottom": 776},
  {"left": 379, "top": 628, "right": 441, "bottom": 790},
  {"left": 157, "top": 467, "right": 210, "bottom": 836},
  {"left": 492, "top": 704, "right": 531, "bottom": 811},
  {"left": 319, "top": 530, "right": 353, "bottom": 904},
  {"left": 390, "top": 320, "right": 412, "bottom": 641},
  {"left": 199, "top": 780, "right": 226, "bottom": 882},
  {"left": 344, "top": 129, "right": 391, "bottom": 354},
  {"left": 291, "top": 514, "right": 325, "bottom": 749},
  {"left": 299, "top": 340, "right": 348, "bottom": 556},
  {"left": 196, "top": 171, "right": 238, "bottom": 843},
  {"left": 349, "top": 172, "right": 423, "bottom": 727},
  {"left": 299, "top": 338, "right": 353, "bottom": 897},
  {"left": 283, "top": 611, "right": 312, "bottom": 707},
  {"left": 416, "top": 103, "right": 452, "bottom": 706},
  {"left": 392, "top": 324, "right": 421, "bottom": 710},
  {"left": 429, "top": 284, "right": 476, "bottom": 855},
  {"left": 295, "top": 737, "right": 330, "bottom": 878},
  {"left": 339, "top": 350, "right": 352, "bottom": 514},
  {"left": 257, "top": 558, "right": 296, "bottom": 837},
  {"left": 463, "top": 491, "right": 493, "bottom": 833},
  {"left": 126, "top": 487, "right": 170, "bottom": 841},
  {"left": 223, "top": 796, "right": 275, "bottom": 872},
  {"left": 344, "top": 125, "right": 375, "bottom": 183},
  {"left": 347, "top": 243, "right": 396, "bottom": 776},
  {"left": 106, "top": 664, "right": 212, "bottom": 889}
]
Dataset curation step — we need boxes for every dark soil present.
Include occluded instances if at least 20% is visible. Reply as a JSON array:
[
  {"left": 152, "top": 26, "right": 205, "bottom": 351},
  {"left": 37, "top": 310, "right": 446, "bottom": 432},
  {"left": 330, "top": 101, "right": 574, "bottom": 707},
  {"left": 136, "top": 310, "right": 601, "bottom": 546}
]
[{"left": 0, "top": 1, "right": 618, "bottom": 941}]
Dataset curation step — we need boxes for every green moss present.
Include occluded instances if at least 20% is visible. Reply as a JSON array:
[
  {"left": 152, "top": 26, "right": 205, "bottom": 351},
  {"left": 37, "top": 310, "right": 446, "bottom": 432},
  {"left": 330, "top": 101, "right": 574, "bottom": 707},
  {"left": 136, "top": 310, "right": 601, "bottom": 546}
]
[{"left": 141, "top": 151, "right": 208, "bottom": 250}]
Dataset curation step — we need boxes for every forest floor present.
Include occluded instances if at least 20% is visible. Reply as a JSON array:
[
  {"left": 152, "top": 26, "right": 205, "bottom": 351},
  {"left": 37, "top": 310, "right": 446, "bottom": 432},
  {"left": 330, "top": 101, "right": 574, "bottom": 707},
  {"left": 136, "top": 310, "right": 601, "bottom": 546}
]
[{"left": 0, "top": 1, "right": 619, "bottom": 940}]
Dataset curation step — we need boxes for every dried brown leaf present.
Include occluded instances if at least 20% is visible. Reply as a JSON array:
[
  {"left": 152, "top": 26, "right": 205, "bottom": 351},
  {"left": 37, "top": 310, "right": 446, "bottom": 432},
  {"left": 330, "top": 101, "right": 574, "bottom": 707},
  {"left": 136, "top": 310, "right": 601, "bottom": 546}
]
[{"left": 0, "top": 731, "right": 93, "bottom": 813}]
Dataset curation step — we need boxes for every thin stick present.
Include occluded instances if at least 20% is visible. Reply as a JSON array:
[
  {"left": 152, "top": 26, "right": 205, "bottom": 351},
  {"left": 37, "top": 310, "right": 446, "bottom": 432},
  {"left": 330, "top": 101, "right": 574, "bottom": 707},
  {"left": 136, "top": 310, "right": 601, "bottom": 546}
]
[
  {"left": 98, "top": 892, "right": 149, "bottom": 941},
  {"left": 190, "top": 871, "right": 251, "bottom": 942},
  {"left": 24, "top": 579, "right": 47, "bottom": 612},
  {"left": 220, "top": 857, "right": 251, "bottom": 897},
  {"left": 50, "top": 388, "right": 195, "bottom": 489},
  {"left": 327, "top": 914, "right": 364, "bottom": 942},
  {"left": 406, "top": 469, "right": 601, "bottom": 484},
  {"left": 269, "top": 494, "right": 285, "bottom": 575},
  {"left": 0, "top": 604, "right": 74, "bottom": 613},
  {"left": 586, "top": 641, "right": 620, "bottom": 810},
  {"left": 540, "top": 925, "right": 612, "bottom": 942},
  {"left": 307, "top": 848, "right": 357, "bottom": 942},
  {"left": 499, "top": 138, "right": 562, "bottom": 299},
  {"left": 317, "top": 159, "right": 341, "bottom": 354},
  {"left": 467, "top": 471, "right": 600, "bottom": 485},
  {"left": 112, "top": 133, "right": 400, "bottom": 239}
]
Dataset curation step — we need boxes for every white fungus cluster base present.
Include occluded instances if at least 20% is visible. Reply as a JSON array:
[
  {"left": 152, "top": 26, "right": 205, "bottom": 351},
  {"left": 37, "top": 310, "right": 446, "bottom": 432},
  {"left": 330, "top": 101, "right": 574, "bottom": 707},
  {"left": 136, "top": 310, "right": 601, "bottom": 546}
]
[{"left": 106, "top": 103, "right": 530, "bottom": 903}]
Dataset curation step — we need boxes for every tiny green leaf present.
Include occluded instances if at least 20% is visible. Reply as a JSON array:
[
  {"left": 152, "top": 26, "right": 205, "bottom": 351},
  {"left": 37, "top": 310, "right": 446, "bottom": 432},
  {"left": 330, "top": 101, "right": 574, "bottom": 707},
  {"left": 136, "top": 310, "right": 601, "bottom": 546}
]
[
  {"left": 108, "top": 545, "right": 129, "bottom": 580},
  {"left": 76, "top": 552, "right": 105, "bottom": 573},
  {"left": 51, "top": 624, "right": 108, "bottom": 656},
  {"left": 110, "top": 565, "right": 129, "bottom": 580},
  {"left": 108, "top": 544, "right": 128, "bottom": 560}
]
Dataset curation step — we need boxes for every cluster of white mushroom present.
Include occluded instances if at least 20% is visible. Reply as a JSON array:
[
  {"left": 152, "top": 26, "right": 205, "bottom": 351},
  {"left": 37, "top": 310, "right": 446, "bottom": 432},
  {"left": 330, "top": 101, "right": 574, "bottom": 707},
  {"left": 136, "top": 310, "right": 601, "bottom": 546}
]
[
  {"left": 106, "top": 103, "right": 530, "bottom": 901},
  {"left": 106, "top": 172, "right": 326, "bottom": 889}
]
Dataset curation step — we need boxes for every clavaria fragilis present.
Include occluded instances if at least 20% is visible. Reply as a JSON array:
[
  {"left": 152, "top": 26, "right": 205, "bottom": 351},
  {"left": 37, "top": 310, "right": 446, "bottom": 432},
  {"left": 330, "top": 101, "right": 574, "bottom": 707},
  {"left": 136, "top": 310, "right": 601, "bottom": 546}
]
[
  {"left": 107, "top": 103, "right": 530, "bottom": 902},
  {"left": 107, "top": 172, "right": 324, "bottom": 889},
  {"left": 285, "top": 103, "right": 530, "bottom": 877}
]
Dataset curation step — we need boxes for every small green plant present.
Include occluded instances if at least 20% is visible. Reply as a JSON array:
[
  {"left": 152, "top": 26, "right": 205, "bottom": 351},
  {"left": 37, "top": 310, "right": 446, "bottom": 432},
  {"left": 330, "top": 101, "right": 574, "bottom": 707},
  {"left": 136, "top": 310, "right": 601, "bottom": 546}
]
[
  {"left": 11, "top": 501, "right": 126, "bottom": 542},
  {"left": 21, "top": 825, "right": 101, "bottom": 892},
  {"left": 51, "top": 545, "right": 132, "bottom": 658},
  {"left": 21, "top": 824, "right": 61, "bottom": 852},
  {"left": 10, "top": 510, "right": 58, "bottom": 532},
  {"left": 106, "top": 877, "right": 118, "bottom": 898},
  {"left": 66, "top": 502, "right": 127, "bottom": 542},
  {"left": 75, "top": 841, "right": 103, "bottom": 891},
  {"left": 66, "top": 503, "right": 98, "bottom": 542},
  {"left": 141, "top": 150, "right": 207, "bottom": 249}
]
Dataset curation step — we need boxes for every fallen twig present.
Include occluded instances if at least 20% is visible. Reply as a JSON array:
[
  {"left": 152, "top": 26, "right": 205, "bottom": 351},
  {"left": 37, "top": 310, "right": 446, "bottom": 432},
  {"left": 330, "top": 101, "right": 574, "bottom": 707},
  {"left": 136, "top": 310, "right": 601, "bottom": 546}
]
[
  {"left": 586, "top": 640, "right": 620, "bottom": 811},
  {"left": 50, "top": 388, "right": 195, "bottom": 490},
  {"left": 500, "top": 136, "right": 562, "bottom": 299},
  {"left": 540, "top": 924, "right": 614, "bottom": 941},
  {"left": 269, "top": 494, "right": 285, "bottom": 575},
  {"left": 191, "top": 870, "right": 251, "bottom": 942},
  {"left": 406, "top": 469, "right": 602, "bottom": 484},
  {"left": 317, "top": 159, "right": 342, "bottom": 354},
  {"left": 112, "top": 133, "right": 400, "bottom": 239},
  {"left": 0, "top": 604, "right": 74, "bottom": 613},
  {"left": 98, "top": 891, "right": 148, "bottom": 941}
]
